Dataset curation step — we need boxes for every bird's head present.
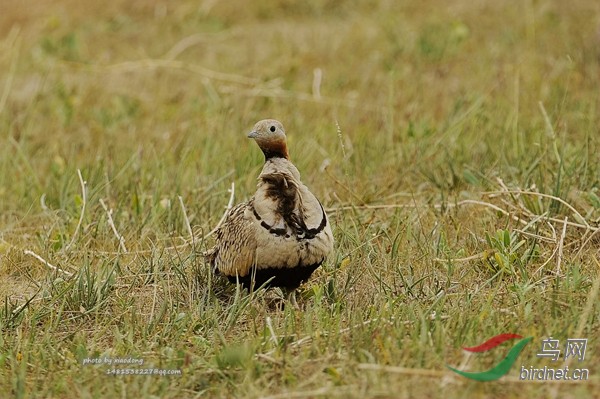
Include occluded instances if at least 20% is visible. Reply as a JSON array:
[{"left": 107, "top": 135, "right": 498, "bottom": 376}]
[{"left": 247, "top": 119, "right": 289, "bottom": 160}]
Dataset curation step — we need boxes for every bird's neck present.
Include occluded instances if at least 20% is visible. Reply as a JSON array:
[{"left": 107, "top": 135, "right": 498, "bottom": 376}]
[{"left": 261, "top": 140, "right": 289, "bottom": 160}]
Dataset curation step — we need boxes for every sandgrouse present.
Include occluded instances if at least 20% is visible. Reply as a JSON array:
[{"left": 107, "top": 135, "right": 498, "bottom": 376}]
[{"left": 206, "top": 119, "right": 334, "bottom": 304}]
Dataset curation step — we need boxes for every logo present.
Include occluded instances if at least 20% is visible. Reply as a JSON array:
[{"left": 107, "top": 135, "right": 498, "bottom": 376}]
[
  {"left": 447, "top": 333, "right": 532, "bottom": 381},
  {"left": 521, "top": 337, "right": 590, "bottom": 381}
]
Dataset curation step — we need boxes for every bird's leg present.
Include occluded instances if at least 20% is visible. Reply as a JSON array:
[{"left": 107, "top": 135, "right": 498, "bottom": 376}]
[{"left": 285, "top": 289, "right": 299, "bottom": 310}]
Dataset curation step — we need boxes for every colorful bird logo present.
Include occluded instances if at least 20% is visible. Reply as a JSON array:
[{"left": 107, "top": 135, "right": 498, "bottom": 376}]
[{"left": 447, "top": 333, "right": 533, "bottom": 381}]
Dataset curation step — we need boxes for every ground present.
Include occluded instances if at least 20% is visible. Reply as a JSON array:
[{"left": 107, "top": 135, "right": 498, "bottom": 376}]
[{"left": 0, "top": 0, "right": 599, "bottom": 398}]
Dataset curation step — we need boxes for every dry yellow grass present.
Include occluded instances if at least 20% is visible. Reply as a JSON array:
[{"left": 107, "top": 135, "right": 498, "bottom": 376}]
[{"left": 1, "top": 0, "right": 599, "bottom": 398}]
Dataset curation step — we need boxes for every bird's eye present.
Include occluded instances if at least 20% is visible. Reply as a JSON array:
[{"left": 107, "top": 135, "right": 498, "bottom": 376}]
[{"left": 270, "top": 126, "right": 276, "bottom": 132}]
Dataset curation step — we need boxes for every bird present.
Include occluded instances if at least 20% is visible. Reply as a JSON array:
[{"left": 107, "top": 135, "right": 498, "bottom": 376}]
[{"left": 206, "top": 119, "right": 334, "bottom": 306}]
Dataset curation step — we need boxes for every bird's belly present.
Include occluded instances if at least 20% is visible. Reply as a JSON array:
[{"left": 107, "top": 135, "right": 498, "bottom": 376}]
[
  {"left": 254, "top": 230, "right": 329, "bottom": 270},
  {"left": 227, "top": 261, "right": 322, "bottom": 290}
]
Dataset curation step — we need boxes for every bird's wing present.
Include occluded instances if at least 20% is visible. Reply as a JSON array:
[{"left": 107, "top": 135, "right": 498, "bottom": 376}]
[
  {"left": 295, "top": 184, "right": 328, "bottom": 239},
  {"left": 209, "top": 202, "right": 257, "bottom": 278}
]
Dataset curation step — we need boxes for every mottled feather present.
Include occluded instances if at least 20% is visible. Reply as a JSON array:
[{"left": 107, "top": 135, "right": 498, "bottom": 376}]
[{"left": 207, "top": 119, "right": 334, "bottom": 290}]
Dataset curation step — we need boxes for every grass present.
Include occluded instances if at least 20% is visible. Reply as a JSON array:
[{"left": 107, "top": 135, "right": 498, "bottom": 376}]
[{"left": 1, "top": 0, "right": 599, "bottom": 397}]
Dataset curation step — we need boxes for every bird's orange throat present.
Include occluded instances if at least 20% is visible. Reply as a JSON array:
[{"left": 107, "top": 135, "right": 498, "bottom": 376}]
[{"left": 259, "top": 138, "right": 289, "bottom": 160}]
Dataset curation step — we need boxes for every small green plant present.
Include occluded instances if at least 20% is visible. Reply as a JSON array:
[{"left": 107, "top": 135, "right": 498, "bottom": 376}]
[
  {"left": 483, "top": 229, "right": 539, "bottom": 277},
  {"left": 0, "top": 296, "right": 28, "bottom": 330},
  {"left": 56, "top": 261, "right": 117, "bottom": 314}
]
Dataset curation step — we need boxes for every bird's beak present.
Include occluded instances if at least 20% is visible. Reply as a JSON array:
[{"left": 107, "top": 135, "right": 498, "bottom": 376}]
[{"left": 247, "top": 131, "right": 258, "bottom": 138}]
